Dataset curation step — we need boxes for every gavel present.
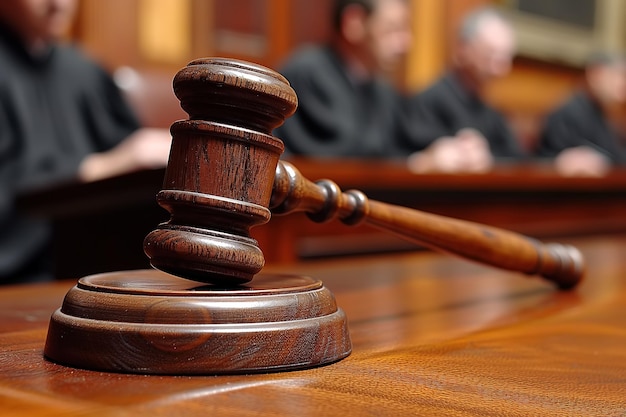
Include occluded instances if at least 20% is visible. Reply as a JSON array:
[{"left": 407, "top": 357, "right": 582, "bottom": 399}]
[
  {"left": 143, "top": 57, "right": 583, "bottom": 290},
  {"left": 44, "top": 58, "right": 584, "bottom": 376}
]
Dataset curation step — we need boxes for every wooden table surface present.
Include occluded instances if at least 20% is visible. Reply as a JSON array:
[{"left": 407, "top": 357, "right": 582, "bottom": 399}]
[{"left": 1, "top": 234, "right": 625, "bottom": 416}]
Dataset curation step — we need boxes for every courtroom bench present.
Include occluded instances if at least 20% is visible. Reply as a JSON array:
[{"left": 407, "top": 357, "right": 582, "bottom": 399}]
[{"left": 17, "top": 158, "right": 626, "bottom": 279}]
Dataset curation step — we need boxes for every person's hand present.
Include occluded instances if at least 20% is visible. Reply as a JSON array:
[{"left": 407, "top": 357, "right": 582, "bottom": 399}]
[
  {"left": 407, "top": 128, "right": 493, "bottom": 173},
  {"left": 554, "top": 146, "right": 611, "bottom": 177},
  {"left": 78, "top": 128, "right": 172, "bottom": 182},
  {"left": 454, "top": 128, "right": 494, "bottom": 173},
  {"left": 114, "top": 128, "right": 173, "bottom": 170},
  {"left": 408, "top": 136, "right": 465, "bottom": 173}
]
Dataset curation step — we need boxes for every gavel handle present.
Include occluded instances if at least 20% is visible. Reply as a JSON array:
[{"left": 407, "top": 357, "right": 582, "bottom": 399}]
[{"left": 270, "top": 161, "right": 584, "bottom": 290}]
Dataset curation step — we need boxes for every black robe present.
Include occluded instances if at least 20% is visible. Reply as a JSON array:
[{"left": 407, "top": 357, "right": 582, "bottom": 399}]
[
  {"left": 0, "top": 25, "right": 140, "bottom": 283},
  {"left": 273, "top": 45, "right": 407, "bottom": 158},
  {"left": 537, "top": 91, "right": 626, "bottom": 164},
  {"left": 403, "top": 72, "right": 523, "bottom": 159}
]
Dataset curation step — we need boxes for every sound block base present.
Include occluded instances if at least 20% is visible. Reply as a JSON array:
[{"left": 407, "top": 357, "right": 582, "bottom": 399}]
[{"left": 44, "top": 270, "right": 351, "bottom": 375}]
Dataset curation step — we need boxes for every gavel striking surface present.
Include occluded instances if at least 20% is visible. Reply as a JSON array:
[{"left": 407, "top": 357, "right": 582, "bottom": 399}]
[{"left": 44, "top": 270, "right": 350, "bottom": 374}]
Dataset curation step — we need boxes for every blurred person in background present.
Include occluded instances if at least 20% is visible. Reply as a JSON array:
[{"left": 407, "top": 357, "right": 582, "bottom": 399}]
[
  {"left": 403, "top": 7, "right": 523, "bottom": 173},
  {"left": 537, "top": 52, "right": 626, "bottom": 177},
  {"left": 273, "top": 0, "right": 413, "bottom": 158},
  {"left": 0, "top": 0, "right": 172, "bottom": 284}
]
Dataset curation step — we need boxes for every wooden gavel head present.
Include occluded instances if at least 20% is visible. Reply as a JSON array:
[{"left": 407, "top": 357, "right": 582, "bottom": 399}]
[{"left": 143, "top": 58, "right": 297, "bottom": 285}]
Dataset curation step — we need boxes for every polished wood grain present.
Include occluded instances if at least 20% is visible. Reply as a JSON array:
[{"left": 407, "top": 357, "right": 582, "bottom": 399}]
[{"left": 1, "top": 234, "right": 625, "bottom": 416}]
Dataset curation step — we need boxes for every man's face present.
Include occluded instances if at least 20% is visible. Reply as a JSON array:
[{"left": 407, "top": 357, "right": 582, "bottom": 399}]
[
  {"left": 458, "top": 17, "right": 516, "bottom": 84},
  {"left": 365, "top": 0, "right": 412, "bottom": 73},
  {"left": 1, "top": 0, "right": 77, "bottom": 45},
  {"left": 589, "top": 63, "right": 626, "bottom": 104}
]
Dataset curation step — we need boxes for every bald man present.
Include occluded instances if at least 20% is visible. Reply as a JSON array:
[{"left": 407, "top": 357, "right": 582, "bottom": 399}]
[
  {"left": 404, "top": 7, "right": 523, "bottom": 173},
  {"left": 274, "top": 0, "right": 413, "bottom": 158}
]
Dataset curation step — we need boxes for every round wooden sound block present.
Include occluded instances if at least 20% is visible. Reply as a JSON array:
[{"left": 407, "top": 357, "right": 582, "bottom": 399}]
[{"left": 44, "top": 270, "right": 351, "bottom": 375}]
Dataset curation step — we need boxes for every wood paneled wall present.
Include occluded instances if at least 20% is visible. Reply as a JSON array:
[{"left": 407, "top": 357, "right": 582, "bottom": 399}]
[
  {"left": 73, "top": 0, "right": 334, "bottom": 72},
  {"left": 72, "top": 0, "right": 585, "bottom": 91}
]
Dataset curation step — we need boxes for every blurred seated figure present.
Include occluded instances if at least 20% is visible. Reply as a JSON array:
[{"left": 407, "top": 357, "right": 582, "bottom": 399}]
[
  {"left": 404, "top": 7, "right": 523, "bottom": 173},
  {"left": 0, "top": 0, "right": 172, "bottom": 284},
  {"left": 537, "top": 52, "right": 626, "bottom": 177},
  {"left": 273, "top": 0, "right": 412, "bottom": 158}
]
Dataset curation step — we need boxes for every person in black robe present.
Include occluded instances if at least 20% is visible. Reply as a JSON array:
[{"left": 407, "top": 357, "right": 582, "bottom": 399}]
[
  {"left": 537, "top": 52, "right": 626, "bottom": 176},
  {"left": 0, "top": 0, "right": 172, "bottom": 284},
  {"left": 403, "top": 7, "right": 523, "bottom": 173},
  {"left": 273, "top": 0, "right": 412, "bottom": 158}
]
